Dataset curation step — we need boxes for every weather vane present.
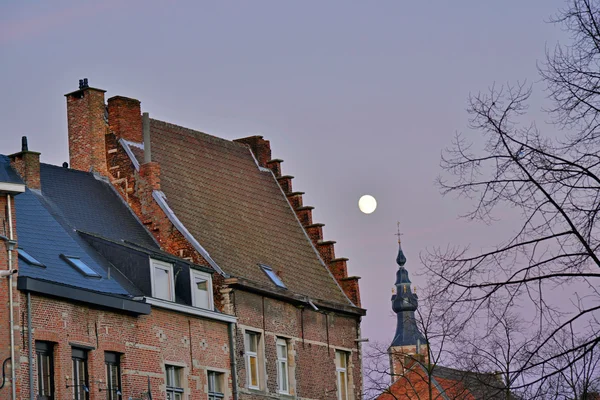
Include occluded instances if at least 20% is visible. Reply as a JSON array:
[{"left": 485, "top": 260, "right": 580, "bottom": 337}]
[{"left": 394, "top": 221, "right": 404, "bottom": 243}]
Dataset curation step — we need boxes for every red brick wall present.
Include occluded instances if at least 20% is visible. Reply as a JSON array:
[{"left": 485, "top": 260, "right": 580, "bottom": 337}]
[
  {"left": 0, "top": 194, "right": 21, "bottom": 399},
  {"left": 16, "top": 294, "right": 232, "bottom": 400},
  {"left": 9, "top": 151, "right": 41, "bottom": 190},
  {"left": 230, "top": 290, "right": 363, "bottom": 400},
  {"left": 66, "top": 88, "right": 109, "bottom": 176},
  {"left": 108, "top": 96, "right": 143, "bottom": 143}
]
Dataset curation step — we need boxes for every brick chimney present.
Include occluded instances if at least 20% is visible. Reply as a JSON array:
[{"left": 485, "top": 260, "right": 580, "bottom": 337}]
[
  {"left": 9, "top": 136, "right": 40, "bottom": 190},
  {"left": 64, "top": 78, "right": 109, "bottom": 175},
  {"left": 108, "top": 96, "right": 143, "bottom": 143},
  {"left": 234, "top": 135, "right": 271, "bottom": 168}
]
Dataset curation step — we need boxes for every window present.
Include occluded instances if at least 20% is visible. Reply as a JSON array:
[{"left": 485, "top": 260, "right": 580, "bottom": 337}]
[
  {"left": 150, "top": 259, "right": 175, "bottom": 301},
  {"left": 336, "top": 351, "right": 349, "bottom": 400},
  {"left": 36, "top": 341, "right": 54, "bottom": 400},
  {"left": 259, "top": 264, "right": 286, "bottom": 289},
  {"left": 276, "top": 338, "right": 289, "bottom": 394},
  {"left": 71, "top": 348, "right": 89, "bottom": 400},
  {"left": 105, "top": 352, "right": 121, "bottom": 400},
  {"left": 207, "top": 371, "right": 224, "bottom": 400},
  {"left": 19, "top": 249, "right": 45, "bottom": 268},
  {"left": 61, "top": 254, "right": 100, "bottom": 278},
  {"left": 165, "top": 365, "right": 184, "bottom": 400},
  {"left": 190, "top": 269, "right": 213, "bottom": 310},
  {"left": 244, "top": 331, "right": 260, "bottom": 389}
]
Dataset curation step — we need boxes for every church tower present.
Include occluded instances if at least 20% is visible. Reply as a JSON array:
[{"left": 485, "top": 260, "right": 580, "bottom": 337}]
[{"left": 388, "top": 235, "right": 428, "bottom": 379}]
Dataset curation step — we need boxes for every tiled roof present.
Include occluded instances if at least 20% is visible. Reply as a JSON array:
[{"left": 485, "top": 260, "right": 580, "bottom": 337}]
[
  {"left": 143, "top": 119, "right": 352, "bottom": 307},
  {"left": 40, "top": 163, "right": 158, "bottom": 249},
  {"left": 431, "top": 365, "right": 507, "bottom": 400}
]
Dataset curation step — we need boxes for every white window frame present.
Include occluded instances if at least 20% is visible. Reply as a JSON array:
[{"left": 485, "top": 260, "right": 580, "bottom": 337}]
[
  {"left": 150, "top": 258, "right": 175, "bottom": 301},
  {"left": 190, "top": 269, "right": 213, "bottom": 310},
  {"left": 245, "top": 331, "right": 260, "bottom": 390},
  {"left": 336, "top": 351, "right": 349, "bottom": 400},
  {"left": 276, "top": 338, "right": 289, "bottom": 394},
  {"left": 207, "top": 370, "right": 224, "bottom": 400}
]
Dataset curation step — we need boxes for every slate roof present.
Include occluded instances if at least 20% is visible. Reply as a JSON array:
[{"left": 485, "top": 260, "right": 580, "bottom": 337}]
[
  {"left": 127, "top": 119, "right": 352, "bottom": 307},
  {"left": 40, "top": 163, "right": 158, "bottom": 249},
  {"left": 0, "top": 156, "right": 134, "bottom": 295},
  {"left": 0, "top": 155, "right": 22, "bottom": 184}
]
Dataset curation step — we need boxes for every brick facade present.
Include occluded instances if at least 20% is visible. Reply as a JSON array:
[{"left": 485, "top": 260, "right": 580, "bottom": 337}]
[{"left": 16, "top": 293, "right": 232, "bottom": 400}]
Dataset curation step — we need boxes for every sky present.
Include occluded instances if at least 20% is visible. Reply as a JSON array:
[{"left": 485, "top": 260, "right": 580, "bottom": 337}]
[{"left": 0, "top": 1, "right": 569, "bottom": 348}]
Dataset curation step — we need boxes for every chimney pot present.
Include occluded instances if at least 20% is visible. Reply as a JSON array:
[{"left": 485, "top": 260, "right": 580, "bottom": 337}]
[
  {"left": 21, "top": 136, "right": 28, "bottom": 152},
  {"left": 62, "top": 162, "right": 69, "bottom": 168}
]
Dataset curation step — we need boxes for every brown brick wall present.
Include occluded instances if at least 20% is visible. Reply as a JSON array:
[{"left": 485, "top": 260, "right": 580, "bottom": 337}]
[
  {"left": 66, "top": 88, "right": 109, "bottom": 176},
  {"left": 108, "top": 96, "right": 143, "bottom": 143},
  {"left": 232, "top": 290, "right": 363, "bottom": 400},
  {"left": 16, "top": 294, "right": 232, "bottom": 400},
  {"left": 9, "top": 151, "right": 41, "bottom": 190}
]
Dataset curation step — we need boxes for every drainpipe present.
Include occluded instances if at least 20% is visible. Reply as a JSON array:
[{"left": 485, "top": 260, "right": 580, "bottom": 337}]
[
  {"left": 228, "top": 322, "right": 239, "bottom": 400},
  {"left": 27, "top": 292, "right": 33, "bottom": 400},
  {"left": 7, "top": 194, "right": 16, "bottom": 400}
]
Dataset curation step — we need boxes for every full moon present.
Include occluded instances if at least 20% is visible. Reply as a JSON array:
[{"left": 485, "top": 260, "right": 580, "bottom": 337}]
[{"left": 358, "top": 195, "right": 377, "bottom": 214}]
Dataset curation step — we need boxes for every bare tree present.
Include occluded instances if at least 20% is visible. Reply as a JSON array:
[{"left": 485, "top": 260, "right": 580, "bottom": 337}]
[
  {"left": 364, "top": 284, "right": 476, "bottom": 400},
  {"left": 422, "top": 0, "right": 600, "bottom": 394}
]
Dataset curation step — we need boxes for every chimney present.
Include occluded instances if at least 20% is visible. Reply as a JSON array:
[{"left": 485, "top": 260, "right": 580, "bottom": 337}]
[
  {"left": 9, "top": 136, "right": 41, "bottom": 190},
  {"left": 139, "top": 112, "right": 161, "bottom": 192},
  {"left": 234, "top": 135, "right": 272, "bottom": 167},
  {"left": 65, "top": 78, "right": 109, "bottom": 175},
  {"left": 108, "top": 96, "right": 143, "bottom": 143}
]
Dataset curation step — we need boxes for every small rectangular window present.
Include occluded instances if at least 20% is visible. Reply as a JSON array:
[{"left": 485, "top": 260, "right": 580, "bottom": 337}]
[
  {"left": 36, "top": 341, "right": 54, "bottom": 400},
  {"left": 105, "top": 352, "right": 121, "bottom": 400},
  {"left": 71, "top": 348, "right": 90, "bottom": 400},
  {"left": 61, "top": 254, "right": 101, "bottom": 278},
  {"left": 150, "top": 259, "right": 175, "bottom": 301},
  {"left": 19, "top": 249, "right": 45, "bottom": 268},
  {"left": 190, "top": 269, "right": 213, "bottom": 310},
  {"left": 276, "top": 338, "right": 289, "bottom": 394},
  {"left": 244, "top": 331, "right": 260, "bottom": 389},
  {"left": 208, "top": 371, "right": 224, "bottom": 400},
  {"left": 165, "top": 365, "right": 184, "bottom": 400},
  {"left": 336, "top": 351, "right": 349, "bottom": 400},
  {"left": 259, "top": 264, "right": 286, "bottom": 289}
]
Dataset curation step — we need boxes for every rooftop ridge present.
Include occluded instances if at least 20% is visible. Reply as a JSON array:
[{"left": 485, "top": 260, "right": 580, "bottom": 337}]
[{"left": 150, "top": 118, "right": 249, "bottom": 150}]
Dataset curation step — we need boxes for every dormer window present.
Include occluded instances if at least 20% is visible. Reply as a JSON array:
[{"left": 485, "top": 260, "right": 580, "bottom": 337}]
[
  {"left": 150, "top": 259, "right": 175, "bottom": 301},
  {"left": 190, "top": 269, "right": 213, "bottom": 310}
]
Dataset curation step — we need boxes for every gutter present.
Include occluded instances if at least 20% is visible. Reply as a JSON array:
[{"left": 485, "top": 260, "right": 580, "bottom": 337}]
[{"left": 7, "top": 194, "right": 16, "bottom": 400}]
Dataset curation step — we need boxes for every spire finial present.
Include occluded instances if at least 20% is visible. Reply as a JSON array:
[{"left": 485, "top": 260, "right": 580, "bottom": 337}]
[{"left": 395, "top": 221, "right": 404, "bottom": 244}]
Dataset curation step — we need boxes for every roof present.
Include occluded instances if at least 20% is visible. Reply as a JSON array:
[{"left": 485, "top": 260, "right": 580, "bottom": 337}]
[
  {"left": 379, "top": 362, "right": 509, "bottom": 400},
  {"left": 126, "top": 118, "right": 353, "bottom": 307},
  {"left": 39, "top": 163, "right": 158, "bottom": 249}
]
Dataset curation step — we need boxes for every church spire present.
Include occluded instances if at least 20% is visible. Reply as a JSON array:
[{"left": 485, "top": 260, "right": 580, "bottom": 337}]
[{"left": 390, "top": 225, "right": 425, "bottom": 347}]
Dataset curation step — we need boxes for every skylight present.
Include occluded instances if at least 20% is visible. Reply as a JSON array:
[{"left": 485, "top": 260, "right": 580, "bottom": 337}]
[
  {"left": 259, "top": 264, "right": 286, "bottom": 289},
  {"left": 18, "top": 249, "right": 45, "bottom": 268},
  {"left": 60, "top": 254, "right": 101, "bottom": 278}
]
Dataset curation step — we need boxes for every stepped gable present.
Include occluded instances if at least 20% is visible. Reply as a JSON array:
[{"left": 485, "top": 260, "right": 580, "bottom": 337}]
[{"left": 142, "top": 119, "right": 356, "bottom": 307}]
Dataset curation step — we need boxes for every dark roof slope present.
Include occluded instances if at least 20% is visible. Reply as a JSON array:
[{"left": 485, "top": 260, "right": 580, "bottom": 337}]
[
  {"left": 432, "top": 365, "right": 507, "bottom": 400},
  {"left": 0, "top": 155, "right": 23, "bottom": 184},
  {"left": 145, "top": 119, "right": 351, "bottom": 306},
  {"left": 40, "top": 163, "right": 158, "bottom": 249}
]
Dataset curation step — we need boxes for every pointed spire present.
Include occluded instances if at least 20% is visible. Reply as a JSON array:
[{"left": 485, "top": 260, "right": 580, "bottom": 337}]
[{"left": 395, "top": 222, "right": 407, "bottom": 267}]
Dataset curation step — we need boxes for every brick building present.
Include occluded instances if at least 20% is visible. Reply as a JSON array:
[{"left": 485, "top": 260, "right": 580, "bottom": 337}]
[
  {"left": 0, "top": 148, "right": 235, "bottom": 400},
  {"left": 0, "top": 78, "right": 366, "bottom": 400}
]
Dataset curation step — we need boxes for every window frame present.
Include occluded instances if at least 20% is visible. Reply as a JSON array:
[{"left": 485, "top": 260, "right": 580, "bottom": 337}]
[
  {"left": 61, "top": 254, "right": 101, "bottom": 278},
  {"left": 149, "top": 258, "right": 175, "bottom": 301},
  {"left": 165, "top": 364, "right": 184, "bottom": 400},
  {"left": 105, "top": 352, "right": 122, "bottom": 400},
  {"left": 35, "top": 341, "right": 54, "bottom": 400},
  {"left": 244, "top": 331, "right": 261, "bottom": 390},
  {"left": 207, "top": 370, "right": 224, "bottom": 400},
  {"left": 258, "top": 264, "right": 287, "bottom": 289},
  {"left": 190, "top": 268, "right": 213, "bottom": 310},
  {"left": 71, "top": 347, "right": 90, "bottom": 400},
  {"left": 335, "top": 350, "right": 349, "bottom": 400},
  {"left": 276, "top": 338, "right": 290, "bottom": 394}
]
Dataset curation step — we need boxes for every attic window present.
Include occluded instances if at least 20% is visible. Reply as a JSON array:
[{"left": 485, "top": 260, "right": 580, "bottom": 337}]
[
  {"left": 60, "top": 254, "right": 101, "bottom": 278},
  {"left": 18, "top": 249, "right": 45, "bottom": 268},
  {"left": 259, "top": 264, "right": 286, "bottom": 289}
]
